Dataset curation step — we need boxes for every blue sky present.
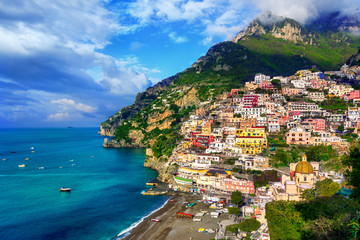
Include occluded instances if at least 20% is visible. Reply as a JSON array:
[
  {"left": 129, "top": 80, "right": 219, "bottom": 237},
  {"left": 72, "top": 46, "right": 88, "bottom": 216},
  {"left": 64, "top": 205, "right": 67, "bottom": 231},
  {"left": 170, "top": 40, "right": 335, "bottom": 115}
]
[{"left": 1, "top": 0, "right": 359, "bottom": 128}]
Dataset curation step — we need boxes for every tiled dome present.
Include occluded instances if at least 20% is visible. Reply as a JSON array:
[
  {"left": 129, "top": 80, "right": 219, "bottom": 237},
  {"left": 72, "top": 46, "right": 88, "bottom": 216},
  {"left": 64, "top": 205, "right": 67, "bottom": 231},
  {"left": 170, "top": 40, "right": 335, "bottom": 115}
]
[{"left": 295, "top": 161, "right": 313, "bottom": 174}]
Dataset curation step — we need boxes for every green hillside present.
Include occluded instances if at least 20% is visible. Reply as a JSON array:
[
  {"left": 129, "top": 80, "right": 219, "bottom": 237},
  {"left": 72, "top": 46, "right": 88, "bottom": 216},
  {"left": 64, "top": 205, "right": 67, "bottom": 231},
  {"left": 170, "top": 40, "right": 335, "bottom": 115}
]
[{"left": 239, "top": 32, "right": 360, "bottom": 70}]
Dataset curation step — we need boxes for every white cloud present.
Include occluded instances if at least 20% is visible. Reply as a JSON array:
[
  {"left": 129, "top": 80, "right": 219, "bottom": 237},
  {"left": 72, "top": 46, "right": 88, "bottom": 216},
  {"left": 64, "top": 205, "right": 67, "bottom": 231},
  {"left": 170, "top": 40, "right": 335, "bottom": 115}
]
[
  {"left": 169, "top": 32, "right": 188, "bottom": 43},
  {"left": 45, "top": 113, "right": 69, "bottom": 121},
  {"left": 127, "top": 0, "right": 257, "bottom": 45},
  {"left": 252, "top": 0, "right": 360, "bottom": 24},
  {"left": 51, "top": 99, "right": 96, "bottom": 113}
]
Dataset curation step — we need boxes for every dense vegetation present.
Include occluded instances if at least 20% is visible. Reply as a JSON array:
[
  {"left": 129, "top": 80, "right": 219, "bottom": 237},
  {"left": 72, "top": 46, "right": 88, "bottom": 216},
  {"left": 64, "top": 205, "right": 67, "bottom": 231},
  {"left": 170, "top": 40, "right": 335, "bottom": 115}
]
[
  {"left": 343, "top": 143, "right": 360, "bottom": 202},
  {"left": 301, "top": 178, "right": 341, "bottom": 201},
  {"left": 231, "top": 190, "right": 243, "bottom": 207},
  {"left": 320, "top": 97, "right": 352, "bottom": 111},
  {"left": 239, "top": 32, "right": 360, "bottom": 70},
  {"left": 174, "top": 41, "right": 315, "bottom": 90},
  {"left": 266, "top": 196, "right": 359, "bottom": 240}
]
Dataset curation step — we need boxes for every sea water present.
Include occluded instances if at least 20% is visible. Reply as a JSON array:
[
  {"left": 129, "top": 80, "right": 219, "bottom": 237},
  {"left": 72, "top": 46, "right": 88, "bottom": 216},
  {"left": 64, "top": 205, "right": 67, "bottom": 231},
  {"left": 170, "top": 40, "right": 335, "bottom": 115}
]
[{"left": 0, "top": 128, "right": 168, "bottom": 240}]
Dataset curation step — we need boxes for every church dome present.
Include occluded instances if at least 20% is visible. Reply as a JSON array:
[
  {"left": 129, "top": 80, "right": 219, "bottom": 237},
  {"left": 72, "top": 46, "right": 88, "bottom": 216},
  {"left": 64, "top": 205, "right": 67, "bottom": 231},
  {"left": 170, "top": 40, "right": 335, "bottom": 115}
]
[{"left": 295, "top": 161, "right": 313, "bottom": 174}]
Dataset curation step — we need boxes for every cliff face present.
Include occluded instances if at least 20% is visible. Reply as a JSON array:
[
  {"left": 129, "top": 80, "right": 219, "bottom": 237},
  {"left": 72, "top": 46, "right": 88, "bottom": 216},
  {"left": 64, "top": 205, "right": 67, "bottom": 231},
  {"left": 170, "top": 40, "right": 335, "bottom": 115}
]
[
  {"left": 100, "top": 73, "right": 180, "bottom": 136},
  {"left": 104, "top": 86, "right": 200, "bottom": 150},
  {"left": 234, "top": 18, "right": 313, "bottom": 45}
]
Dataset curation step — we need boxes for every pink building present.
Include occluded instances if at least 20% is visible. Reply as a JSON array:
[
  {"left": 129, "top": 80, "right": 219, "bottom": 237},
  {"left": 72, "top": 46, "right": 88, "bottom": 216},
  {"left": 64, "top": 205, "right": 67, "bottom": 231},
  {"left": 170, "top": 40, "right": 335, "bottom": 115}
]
[
  {"left": 259, "top": 81, "right": 273, "bottom": 90},
  {"left": 348, "top": 90, "right": 360, "bottom": 101},
  {"left": 310, "top": 79, "right": 321, "bottom": 89},
  {"left": 221, "top": 178, "right": 255, "bottom": 194},
  {"left": 303, "top": 119, "right": 326, "bottom": 131},
  {"left": 243, "top": 95, "right": 259, "bottom": 107}
]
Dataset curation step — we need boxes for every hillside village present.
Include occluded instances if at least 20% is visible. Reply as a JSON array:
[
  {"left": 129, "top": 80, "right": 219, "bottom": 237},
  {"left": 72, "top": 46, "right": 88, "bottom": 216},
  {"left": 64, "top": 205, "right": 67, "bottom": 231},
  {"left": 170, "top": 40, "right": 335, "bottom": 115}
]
[{"left": 154, "top": 64, "right": 360, "bottom": 239}]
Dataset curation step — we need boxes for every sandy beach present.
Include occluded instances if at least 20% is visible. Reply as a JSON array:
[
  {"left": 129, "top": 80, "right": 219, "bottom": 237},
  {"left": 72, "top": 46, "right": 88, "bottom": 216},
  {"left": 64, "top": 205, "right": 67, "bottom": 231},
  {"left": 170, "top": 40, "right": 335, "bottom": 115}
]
[{"left": 122, "top": 193, "right": 230, "bottom": 240}]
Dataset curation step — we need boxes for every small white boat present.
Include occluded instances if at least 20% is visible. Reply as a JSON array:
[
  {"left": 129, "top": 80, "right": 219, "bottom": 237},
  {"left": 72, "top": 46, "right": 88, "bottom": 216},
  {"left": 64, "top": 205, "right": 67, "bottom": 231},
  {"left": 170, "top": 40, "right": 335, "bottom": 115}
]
[
  {"left": 59, "top": 187, "right": 71, "bottom": 192},
  {"left": 38, "top": 167, "right": 45, "bottom": 170},
  {"left": 18, "top": 164, "right": 26, "bottom": 168},
  {"left": 31, "top": 151, "right": 35, "bottom": 153},
  {"left": 69, "top": 159, "right": 74, "bottom": 162},
  {"left": 25, "top": 158, "right": 29, "bottom": 160},
  {"left": 2, "top": 158, "right": 7, "bottom": 161},
  {"left": 59, "top": 166, "right": 63, "bottom": 169},
  {"left": 30, "top": 147, "right": 34, "bottom": 150}
]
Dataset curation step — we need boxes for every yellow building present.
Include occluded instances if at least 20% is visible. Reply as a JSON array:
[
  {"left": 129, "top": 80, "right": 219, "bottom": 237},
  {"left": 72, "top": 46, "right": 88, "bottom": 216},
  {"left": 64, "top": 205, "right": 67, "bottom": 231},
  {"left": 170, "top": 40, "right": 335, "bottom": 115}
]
[
  {"left": 234, "top": 127, "right": 267, "bottom": 154},
  {"left": 235, "top": 137, "right": 267, "bottom": 155},
  {"left": 202, "top": 125, "right": 212, "bottom": 135},
  {"left": 235, "top": 127, "right": 266, "bottom": 137}
]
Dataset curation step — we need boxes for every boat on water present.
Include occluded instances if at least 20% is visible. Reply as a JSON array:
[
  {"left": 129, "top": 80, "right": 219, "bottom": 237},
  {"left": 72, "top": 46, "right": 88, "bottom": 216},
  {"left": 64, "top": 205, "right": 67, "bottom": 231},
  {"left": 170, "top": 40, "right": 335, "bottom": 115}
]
[
  {"left": 30, "top": 147, "right": 34, "bottom": 150},
  {"left": 25, "top": 158, "right": 29, "bottom": 160},
  {"left": 31, "top": 151, "right": 35, "bottom": 153},
  {"left": 2, "top": 158, "right": 7, "bottom": 161},
  {"left": 59, "top": 187, "right": 71, "bottom": 192},
  {"left": 38, "top": 167, "right": 45, "bottom": 169},
  {"left": 18, "top": 164, "right": 26, "bottom": 168}
]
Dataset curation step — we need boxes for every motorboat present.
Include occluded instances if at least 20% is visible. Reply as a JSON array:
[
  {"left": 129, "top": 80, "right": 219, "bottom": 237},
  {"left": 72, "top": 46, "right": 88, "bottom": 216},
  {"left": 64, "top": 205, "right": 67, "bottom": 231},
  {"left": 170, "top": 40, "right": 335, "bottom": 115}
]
[
  {"left": 18, "top": 164, "right": 26, "bottom": 168},
  {"left": 59, "top": 187, "right": 71, "bottom": 192}
]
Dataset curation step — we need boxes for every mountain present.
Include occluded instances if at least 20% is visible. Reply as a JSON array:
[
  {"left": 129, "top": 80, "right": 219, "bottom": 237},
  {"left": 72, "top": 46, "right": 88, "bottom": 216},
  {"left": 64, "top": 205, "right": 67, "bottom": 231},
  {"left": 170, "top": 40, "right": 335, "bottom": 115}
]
[
  {"left": 100, "top": 12, "right": 360, "bottom": 176},
  {"left": 234, "top": 13, "right": 360, "bottom": 70}
]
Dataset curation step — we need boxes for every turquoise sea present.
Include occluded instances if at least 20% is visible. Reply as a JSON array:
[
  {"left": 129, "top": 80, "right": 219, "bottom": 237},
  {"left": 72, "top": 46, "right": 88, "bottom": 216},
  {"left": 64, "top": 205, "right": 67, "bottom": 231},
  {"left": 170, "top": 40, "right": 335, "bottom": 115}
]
[{"left": 0, "top": 128, "right": 168, "bottom": 240}]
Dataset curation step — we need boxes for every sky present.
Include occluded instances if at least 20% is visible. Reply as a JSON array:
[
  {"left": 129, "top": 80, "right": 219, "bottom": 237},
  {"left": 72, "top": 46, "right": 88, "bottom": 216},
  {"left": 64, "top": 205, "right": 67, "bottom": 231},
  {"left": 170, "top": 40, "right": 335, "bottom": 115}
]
[{"left": 1, "top": 0, "right": 359, "bottom": 128}]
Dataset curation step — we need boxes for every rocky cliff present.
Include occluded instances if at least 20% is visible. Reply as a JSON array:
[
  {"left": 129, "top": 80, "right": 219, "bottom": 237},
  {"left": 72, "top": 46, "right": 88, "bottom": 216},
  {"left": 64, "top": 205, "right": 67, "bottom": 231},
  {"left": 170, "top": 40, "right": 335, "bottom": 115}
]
[
  {"left": 234, "top": 16, "right": 313, "bottom": 44},
  {"left": 100, "top": 73, "right": 181, "bottom": 137}
]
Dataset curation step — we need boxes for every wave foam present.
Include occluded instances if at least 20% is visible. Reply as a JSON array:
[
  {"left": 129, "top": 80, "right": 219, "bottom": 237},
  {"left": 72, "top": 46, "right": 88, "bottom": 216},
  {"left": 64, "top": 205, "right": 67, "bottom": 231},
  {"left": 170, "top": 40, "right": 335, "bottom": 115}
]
[{"left": 115, "top": 197, "right": 170, "bottom": 239}]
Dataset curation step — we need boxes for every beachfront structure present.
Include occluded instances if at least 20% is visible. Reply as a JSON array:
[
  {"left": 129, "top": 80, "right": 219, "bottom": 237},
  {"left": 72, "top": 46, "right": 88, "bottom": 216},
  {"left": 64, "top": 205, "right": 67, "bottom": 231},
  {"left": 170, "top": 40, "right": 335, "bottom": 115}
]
[
  {"left": 221, "top": 177, "right": 255, "bottom": 194},
  {"left": 195, "top": 169, "right": 231, "bottom": 191},
  {"left": 175, "top": 167, "right": 207, "bottom": 185}
]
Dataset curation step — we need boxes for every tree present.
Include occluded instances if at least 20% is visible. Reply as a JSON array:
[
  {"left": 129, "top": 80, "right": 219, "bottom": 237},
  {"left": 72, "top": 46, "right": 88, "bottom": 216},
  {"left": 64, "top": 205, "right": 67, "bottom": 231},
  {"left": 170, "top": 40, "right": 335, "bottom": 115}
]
[
  {"left": 337, "top": 124, "right": 345, "bottom": 132},
  {"left": 343, "top": 144, "right": 360, "bottom": 202},
  {"left": 315, "top": 178, "right": 341, "bottom": 197},
  {"left": 301, "top": 178, "right": 341, "bottom": 200},
  {"left": 228, "top": 207, "right": 241, "bottom": 215},
  {"left": 238, "top": 218, "right": 261, "bottom": 232},
  {"left": 226, "top": 224, "right": 239, "bottom": 234},
  {"left": 231, "top": 190, "right": 243, "bottom": 206}
]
